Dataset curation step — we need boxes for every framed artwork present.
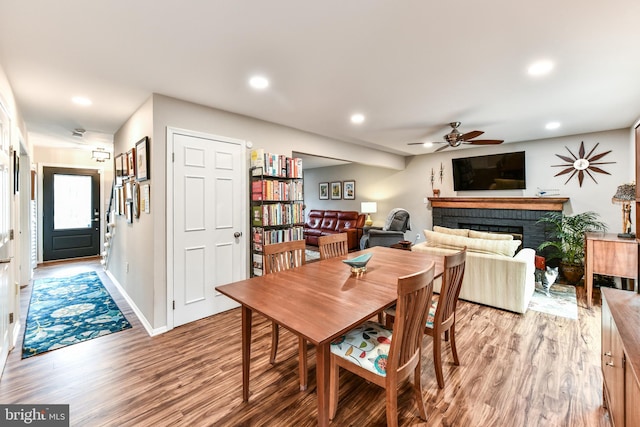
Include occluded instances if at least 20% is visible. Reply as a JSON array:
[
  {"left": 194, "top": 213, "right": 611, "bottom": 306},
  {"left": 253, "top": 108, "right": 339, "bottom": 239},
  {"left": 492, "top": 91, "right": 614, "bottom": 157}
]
[
  {"left": 331, "top": 181, "right": 342, "bottom": 200},
  {"left": 114, "top": 154, "right": 125, "bottom": 187},
  {"left": 343, "top": 180, "right": 355, "bottom": 200},
  {"left": 319, "top": 182, "right": 329, "bottom": 200},
  {"left": 126, "top": 148, "right": 136, "bottom": 177},
  {"left": 13, "top": 151, "right": 19, "bottom": 194},
  {"left": 135, "top": 136, "right": 150, "bottom": 181},
  {"left": 126, "top": 201, "right": 133, "bottom": 224}
]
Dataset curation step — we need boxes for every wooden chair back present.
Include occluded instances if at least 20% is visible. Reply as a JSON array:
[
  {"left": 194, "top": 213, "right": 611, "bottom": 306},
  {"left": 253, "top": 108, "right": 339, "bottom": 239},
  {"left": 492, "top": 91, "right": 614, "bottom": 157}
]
[
  {"left": 318, "top": 233, "right": 349, "bottom": 260},
  {"left": 433, "top": 248, "right": 467, "bottom": 331},
  {"left": 263, "top": 240, "right": 306, "bottom": 274},
  {"left": 387, "top": 263, "right": 436, "bottom": 379}
]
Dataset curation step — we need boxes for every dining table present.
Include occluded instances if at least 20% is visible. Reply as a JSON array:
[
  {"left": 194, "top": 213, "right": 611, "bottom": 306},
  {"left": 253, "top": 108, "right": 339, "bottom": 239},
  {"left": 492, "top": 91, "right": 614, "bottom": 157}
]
[{"left": 215, "top": 245, "right": 444, "bottom": 427}]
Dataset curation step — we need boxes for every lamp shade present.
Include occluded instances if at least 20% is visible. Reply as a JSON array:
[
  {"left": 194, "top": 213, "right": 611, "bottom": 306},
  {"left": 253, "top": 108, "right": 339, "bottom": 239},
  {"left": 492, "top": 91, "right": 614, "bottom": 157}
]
[
  {"left": 612, "top": 183, "right": 635, "bottom": 203},
  {"left": 361, "top": 202, "right": 377, "bottom": 214}
]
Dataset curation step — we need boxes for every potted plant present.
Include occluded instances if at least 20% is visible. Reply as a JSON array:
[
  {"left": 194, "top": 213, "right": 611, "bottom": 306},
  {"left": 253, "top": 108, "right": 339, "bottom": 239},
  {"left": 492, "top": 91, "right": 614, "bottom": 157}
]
[{"left": 537, "top": 211, "right": 607, "bottom": 284}]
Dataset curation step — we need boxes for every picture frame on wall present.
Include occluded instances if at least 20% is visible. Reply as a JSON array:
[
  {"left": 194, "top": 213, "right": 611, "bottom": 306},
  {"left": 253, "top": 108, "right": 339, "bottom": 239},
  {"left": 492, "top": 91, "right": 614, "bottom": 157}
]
[
  {"left": 135, "top": 136, "right": 150, "bottom": 181},
  {"left": 114, "top": 153, "right": 125, "bottom": 187},
  {"left": 331, "top": 181, "right": 342, "bottom": 200},
  {"left": 319, "top": 182, "right": 329, "bottom": 200},
  {"left": 126, "top": 148, "right": 136, "bottom": 177},
  {"left": 343, "top": 180, "right": 355, "bottom": 200},
  {"left": 13, "top": 151, "right": 19, "bottom": 194}
]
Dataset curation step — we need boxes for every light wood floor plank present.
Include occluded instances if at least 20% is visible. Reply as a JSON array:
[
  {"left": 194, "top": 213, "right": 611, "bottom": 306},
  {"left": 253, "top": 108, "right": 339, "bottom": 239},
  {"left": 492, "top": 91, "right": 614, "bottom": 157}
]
[{"left": 0, "top": 260, "right": 612, "bottom": 426}]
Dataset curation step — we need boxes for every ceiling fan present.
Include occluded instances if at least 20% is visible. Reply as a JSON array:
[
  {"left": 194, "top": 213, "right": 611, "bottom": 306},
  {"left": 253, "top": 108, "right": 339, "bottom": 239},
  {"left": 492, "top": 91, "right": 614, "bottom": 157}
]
[{"left": 408, "top": 121, "right": 504, "bottom": 152}]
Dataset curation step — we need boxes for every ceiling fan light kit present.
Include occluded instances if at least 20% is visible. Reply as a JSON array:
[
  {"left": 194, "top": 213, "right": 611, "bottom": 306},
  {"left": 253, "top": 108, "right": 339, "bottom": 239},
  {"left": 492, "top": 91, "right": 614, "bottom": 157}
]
[{"left": 408, "top": 121, "right": 504, "bottom": 151}]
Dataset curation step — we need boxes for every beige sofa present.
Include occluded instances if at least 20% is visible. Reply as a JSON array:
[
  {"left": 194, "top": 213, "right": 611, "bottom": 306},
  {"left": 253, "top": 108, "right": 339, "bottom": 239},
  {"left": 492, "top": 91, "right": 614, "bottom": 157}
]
[{"left": 411, "top": 226, "right": 536, "bottom": 314}]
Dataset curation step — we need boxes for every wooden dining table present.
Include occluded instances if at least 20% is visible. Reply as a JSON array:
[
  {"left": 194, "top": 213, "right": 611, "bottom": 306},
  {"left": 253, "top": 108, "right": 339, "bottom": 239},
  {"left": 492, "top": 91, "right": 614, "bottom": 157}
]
[{"left": 215, "top": 246, "right": 444, "bottom": 427}]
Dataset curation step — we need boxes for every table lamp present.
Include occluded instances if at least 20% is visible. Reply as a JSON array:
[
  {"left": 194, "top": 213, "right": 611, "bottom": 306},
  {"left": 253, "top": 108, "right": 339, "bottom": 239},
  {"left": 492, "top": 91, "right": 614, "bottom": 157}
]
[
  {"left": 612, "top": 183, "right": 635, "bottom": 239},
  {"left": 361, "top": 201, "right": 377, "bottom": 227}
]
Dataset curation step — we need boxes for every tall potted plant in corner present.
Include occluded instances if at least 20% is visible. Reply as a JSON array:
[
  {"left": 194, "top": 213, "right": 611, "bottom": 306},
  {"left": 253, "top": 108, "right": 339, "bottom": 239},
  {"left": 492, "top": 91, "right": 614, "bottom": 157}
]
[{"left": 537, "top": 211, "right": 607, "bottom": 284}]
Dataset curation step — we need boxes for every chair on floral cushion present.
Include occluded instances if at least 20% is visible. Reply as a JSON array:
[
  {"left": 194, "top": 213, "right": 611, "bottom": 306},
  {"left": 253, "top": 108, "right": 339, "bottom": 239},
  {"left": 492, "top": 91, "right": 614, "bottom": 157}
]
[
  {"left": 329, "top": 263, "right": 435, "bottom": 426},
  {"left": 386, "top": 247, "right": 466, "bottom": 389},
  {"left": 318, "top": 233, "right": 349, "bottom": 260},
  {"left": 263, "top": 240, "right": 308, "bottom": 390}
]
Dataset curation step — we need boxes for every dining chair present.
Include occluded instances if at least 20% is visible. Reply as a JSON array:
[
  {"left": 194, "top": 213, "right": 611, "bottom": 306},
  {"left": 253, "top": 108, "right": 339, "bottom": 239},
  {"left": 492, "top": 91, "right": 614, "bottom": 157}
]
[
  {"left": 318, "top": 233, "right": 348, "bottom": 260},
  {"left": 329, "top": 263, "right": 435, "bottom": 426},
  {"left": 386, "top": 247, "right": 467, "bottom": 389},
  {"left": 262, "top": 239, "right": 308, "bottom": 390}
]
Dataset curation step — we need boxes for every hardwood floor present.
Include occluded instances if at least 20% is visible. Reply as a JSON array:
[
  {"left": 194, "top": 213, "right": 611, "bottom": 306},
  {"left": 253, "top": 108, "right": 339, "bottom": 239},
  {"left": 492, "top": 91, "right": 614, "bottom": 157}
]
[{"left": 0, "top": 260, "right": 612, "bottom": 426}]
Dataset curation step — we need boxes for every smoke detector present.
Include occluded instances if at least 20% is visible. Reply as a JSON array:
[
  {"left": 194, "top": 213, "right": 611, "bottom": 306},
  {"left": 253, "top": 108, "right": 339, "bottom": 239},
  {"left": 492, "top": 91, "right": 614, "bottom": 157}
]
[{"left": 72, "top": 128, "right": 86, "bottom": 137}]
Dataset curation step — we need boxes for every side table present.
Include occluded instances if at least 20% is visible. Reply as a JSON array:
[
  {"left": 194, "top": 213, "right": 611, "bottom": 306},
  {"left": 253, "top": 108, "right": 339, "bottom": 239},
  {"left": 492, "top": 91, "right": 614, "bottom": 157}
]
[
  {"left": 585, "top": 232, "right": 637, "bottom": 308},
  {"left": 389, "top": 240, "right": 412, "bottom": 251}
]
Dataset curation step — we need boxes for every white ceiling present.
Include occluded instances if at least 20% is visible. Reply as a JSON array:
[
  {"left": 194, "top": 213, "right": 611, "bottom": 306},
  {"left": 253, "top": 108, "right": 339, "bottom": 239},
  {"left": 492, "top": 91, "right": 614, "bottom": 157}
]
[{"left": 1, "top": 1, "right": 639, "bottom": 156}]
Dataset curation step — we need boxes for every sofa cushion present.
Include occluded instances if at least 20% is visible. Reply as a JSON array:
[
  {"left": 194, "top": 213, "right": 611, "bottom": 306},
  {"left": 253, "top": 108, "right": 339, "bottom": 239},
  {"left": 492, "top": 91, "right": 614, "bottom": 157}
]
[
  {"left": 433, "top": 226, "right": 469, "bottom": 237},
  {"left": 468, "top": 230, "right": 514, "bottom": 240},
  {"left": 423, "top": 230, "right": 521, "bottom": 257}
]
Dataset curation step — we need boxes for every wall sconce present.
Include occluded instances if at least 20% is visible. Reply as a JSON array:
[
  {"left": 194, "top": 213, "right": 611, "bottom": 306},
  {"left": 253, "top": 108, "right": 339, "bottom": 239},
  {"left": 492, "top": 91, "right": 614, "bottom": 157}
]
[
  {"left": 92, "top": 149, "right": 111, "bottom": 162},
  {"left": 361, "top": 201, "right": 377, "bottom": 227},
  {"left": 612, "top": 183, "right": 635, "bottom": 239}
]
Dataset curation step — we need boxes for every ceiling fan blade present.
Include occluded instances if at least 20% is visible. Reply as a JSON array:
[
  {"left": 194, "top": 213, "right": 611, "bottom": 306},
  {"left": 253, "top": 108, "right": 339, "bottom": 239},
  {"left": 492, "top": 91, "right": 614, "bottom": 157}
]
[
  {"left": 435, "top": 144, "right": 449, "bottom": 152},
  {"left": 466, "top": 139, "right": 504, "bottom": 145},
  {"left": 460, "top": 130, "right": 484, "bottom": 141},
  {"left": 407, "top": 142, "right": 427, "bottom": 145}
]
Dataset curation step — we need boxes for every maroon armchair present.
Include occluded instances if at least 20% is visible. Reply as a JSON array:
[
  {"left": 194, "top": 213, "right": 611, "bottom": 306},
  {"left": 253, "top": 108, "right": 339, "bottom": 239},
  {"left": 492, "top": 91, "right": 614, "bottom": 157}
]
[{"left": 304, "top": 210, "right": 365, "bottom": 251}]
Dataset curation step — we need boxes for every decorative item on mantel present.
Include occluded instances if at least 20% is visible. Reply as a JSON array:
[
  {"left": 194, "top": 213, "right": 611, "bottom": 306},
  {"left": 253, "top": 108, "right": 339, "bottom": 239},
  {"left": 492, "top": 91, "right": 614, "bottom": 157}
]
[
  {"left": 439, "top": 162, "right": 444, "bottom": 183},
  {"left": 343, "top": 253, "right": 372, "bottom": 276},
  {"left": 612, "top": 182, "right": 635, "bottom": 239},
  {"left": 430, "top": 168, "right": 435, "bottom": 188},
  {"left": 432, "top": 189, "right": 441, "bottom": 197},
  {"left": 361, "top": 201, "right": 377, "bottom": 227}
]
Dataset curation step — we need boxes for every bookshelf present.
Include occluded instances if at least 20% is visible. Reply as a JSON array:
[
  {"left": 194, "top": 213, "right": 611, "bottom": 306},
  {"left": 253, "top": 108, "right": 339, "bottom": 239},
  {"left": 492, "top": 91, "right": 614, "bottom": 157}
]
[{"left": 250, "top": 149, "right": 304, "bottom": 276}]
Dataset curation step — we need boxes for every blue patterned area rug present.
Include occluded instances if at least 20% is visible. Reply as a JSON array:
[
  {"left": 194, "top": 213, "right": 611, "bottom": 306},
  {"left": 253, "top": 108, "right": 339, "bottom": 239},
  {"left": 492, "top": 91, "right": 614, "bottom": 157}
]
[
  {"left": 22, "top": 271, "right": 132, "bottom": 359},
  {"left": 528, "top": 282, "right": 579, "bottom": 320}
]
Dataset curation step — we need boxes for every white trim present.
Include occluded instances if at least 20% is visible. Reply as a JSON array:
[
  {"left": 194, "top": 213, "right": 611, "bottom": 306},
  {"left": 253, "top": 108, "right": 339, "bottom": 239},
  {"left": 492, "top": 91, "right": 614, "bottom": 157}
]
[
  {"left": 166, "top": 126, "right": 247, "bottom": 331},
  {"left": 105, "top": 270, "right": 166, "bottom": 336}
]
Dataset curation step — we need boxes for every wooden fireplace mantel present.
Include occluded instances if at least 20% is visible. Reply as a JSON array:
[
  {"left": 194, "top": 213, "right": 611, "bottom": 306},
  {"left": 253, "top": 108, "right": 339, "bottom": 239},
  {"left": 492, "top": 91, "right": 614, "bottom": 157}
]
[{"left": 427, "top": 197, "right": 569, "bottom": 211}]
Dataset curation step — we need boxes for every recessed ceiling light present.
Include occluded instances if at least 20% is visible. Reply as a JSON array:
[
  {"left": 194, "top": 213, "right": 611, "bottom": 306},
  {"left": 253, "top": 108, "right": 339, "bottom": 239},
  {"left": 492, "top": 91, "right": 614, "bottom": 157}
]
[
  {"left": 72, "top": 96, "right": 92, "bottom": 106},
  {"left": 527, "top": 60, "right": 554, "bottom": 76},
  {"left": 249, "top": 76, "right": 269, "bottom": 90},
  {"left": 422, "top": 142, "right": 434, "bottom": 148},
  {"left": 545, "top": 121, "right": 561, "bottom": 130},
  {"left": 350, "top": 113, "right": 365, "bottom": 124}
]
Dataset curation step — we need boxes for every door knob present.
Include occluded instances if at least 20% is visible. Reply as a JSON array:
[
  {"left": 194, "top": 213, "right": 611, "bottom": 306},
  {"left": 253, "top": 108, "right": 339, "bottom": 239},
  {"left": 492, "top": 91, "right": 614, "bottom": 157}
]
[{"left": 234, "top": 232, "right": 242, "bottom": 238}]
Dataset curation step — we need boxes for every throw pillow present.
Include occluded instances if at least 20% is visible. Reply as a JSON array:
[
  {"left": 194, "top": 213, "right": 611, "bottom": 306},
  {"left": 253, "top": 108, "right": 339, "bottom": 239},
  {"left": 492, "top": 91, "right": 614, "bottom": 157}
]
[
  {"left": 468, "top": 230, "right": 514, "bottom": 240},
  {"left": 423, "top": 230, "right": 521, "bottom": 257},
  {"left": 433, "top": 226, "right": 470, "bottom": 237}
]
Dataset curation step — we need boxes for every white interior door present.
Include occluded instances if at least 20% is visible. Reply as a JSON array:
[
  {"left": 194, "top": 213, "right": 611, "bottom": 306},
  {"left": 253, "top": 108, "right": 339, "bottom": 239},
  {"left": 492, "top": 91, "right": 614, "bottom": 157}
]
[
  {"left": 0, "top": 103, "right": 12, "bottom": 371},
  {"left": 171, "top": 130, "right": 245, "bottom": 327}
]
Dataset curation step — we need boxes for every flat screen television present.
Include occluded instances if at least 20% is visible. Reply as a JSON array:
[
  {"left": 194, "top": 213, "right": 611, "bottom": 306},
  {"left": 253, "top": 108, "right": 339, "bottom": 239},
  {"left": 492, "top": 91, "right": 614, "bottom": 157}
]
[{"left": 452, "top": 151, "right": 526, "bottom": 191}]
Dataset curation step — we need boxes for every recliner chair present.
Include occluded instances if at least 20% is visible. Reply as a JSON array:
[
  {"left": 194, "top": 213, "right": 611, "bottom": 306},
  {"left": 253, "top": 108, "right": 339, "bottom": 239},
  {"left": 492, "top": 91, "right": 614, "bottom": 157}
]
[{"left": 360, "top": 208, "right": 411, "bottom": 249}]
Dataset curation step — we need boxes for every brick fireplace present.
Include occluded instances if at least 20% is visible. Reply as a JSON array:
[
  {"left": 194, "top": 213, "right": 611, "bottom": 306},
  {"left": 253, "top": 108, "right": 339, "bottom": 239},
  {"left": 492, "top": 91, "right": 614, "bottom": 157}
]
[{"left": 428, "top": 197, "right": 569, "bottom": 252}]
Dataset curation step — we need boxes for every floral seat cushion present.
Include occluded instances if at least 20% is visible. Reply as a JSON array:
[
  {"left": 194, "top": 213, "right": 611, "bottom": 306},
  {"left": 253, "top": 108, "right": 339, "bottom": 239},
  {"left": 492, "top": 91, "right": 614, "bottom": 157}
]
[{"left": 330, "top": 321, "right": 392, "bottom": 376}]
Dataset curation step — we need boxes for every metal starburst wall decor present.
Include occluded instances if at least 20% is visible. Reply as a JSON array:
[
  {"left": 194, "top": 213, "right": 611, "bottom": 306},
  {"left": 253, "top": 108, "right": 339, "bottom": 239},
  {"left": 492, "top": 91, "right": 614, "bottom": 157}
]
[{"left": 551, "top": 141, "right": 615, "bottom": 187}]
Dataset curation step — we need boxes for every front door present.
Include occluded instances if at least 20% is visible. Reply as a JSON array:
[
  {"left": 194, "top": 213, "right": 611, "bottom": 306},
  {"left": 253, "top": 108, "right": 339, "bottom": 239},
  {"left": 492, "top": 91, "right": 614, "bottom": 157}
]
[
  {"left": 170, "top": 129, "right": 245, "bottom": 327},
  {"left": 43, "top": 167, "right": 100, "bottom": 261}
]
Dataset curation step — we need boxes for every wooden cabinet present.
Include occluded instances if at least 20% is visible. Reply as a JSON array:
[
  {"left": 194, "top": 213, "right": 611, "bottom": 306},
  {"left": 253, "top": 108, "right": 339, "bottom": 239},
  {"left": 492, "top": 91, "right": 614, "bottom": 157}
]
[
  {"left": 601, "top": 288, "right": 640, "bottom": 426},
  {"left": 585, "top": 233, "right": 637, "bottom": 308}
]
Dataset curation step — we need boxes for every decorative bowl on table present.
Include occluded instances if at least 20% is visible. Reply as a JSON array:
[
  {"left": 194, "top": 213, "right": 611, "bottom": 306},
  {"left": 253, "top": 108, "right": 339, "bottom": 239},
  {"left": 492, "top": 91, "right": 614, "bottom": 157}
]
[{"left": 343, "top": 253, "right": 372, "bottom": 275}]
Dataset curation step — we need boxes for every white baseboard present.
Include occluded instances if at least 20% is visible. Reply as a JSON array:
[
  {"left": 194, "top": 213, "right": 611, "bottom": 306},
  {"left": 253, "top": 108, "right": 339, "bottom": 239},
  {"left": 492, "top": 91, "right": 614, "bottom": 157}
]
[{"left": 105, "top": 270, "right": 168, "bottom": 337}]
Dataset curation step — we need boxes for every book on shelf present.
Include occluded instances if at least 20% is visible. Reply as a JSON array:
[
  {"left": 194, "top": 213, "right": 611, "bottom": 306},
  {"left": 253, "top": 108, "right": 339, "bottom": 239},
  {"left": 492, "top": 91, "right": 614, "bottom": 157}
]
[{"left": 250, "top": 148, "right": 303, "bottom": 178}]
